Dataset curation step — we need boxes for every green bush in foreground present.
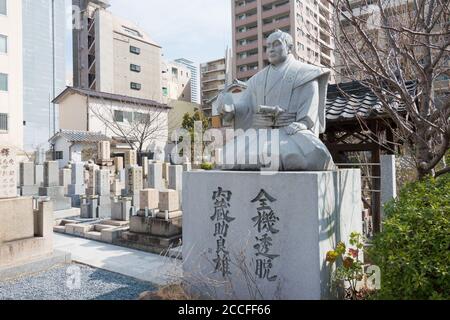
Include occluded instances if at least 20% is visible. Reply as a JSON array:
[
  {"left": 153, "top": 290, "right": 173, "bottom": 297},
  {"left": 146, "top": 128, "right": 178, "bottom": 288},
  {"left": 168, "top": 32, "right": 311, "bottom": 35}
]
[{"left": 368, "top": 174, "right": 450, "bottom": 300}]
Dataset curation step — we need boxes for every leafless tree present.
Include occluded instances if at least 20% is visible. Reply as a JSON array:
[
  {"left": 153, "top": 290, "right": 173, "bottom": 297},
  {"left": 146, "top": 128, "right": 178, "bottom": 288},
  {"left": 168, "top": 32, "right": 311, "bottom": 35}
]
[
  {"left": 325, "top": 0, "right": 449, "bottom": 179},
  {"left": 89, "top": 96, "right": 169, "bottom": 154}
]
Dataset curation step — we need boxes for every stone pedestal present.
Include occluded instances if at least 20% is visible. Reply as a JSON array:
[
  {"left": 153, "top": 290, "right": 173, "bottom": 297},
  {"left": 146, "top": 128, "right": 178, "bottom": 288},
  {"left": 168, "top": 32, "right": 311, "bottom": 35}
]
[
  {"left": 111, "top": 197, "right": 132, "bottom": 221},
  {"left": 0, "top": 197, "right": 53, "bottom": 269},
  {"left": 182, "top": 170, "right": 362, "bottom": 300}
]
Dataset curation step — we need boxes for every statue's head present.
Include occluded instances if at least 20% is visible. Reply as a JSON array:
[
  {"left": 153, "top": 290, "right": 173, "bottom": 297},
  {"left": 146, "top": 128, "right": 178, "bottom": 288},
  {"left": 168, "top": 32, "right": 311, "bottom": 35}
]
[{"left": 266, "top": 30, "right": 294, "bottom": 66}]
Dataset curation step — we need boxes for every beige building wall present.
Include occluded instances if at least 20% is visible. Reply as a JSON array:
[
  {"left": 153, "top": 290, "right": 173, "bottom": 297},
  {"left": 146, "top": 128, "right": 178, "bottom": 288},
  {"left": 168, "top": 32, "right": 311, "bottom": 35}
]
[
  {"left": 232, "top": 0, "right": 335, "bottom": 82},
  {"left": 76, "top": 2, "right": 163, "bottom": 102},
  {"left": 58, "top": 94, "right": 88, "bottom": 131},
  {"left": 167, "top": 100, "right": 198, "bottom": 138},
  {"left": 0, "top": 0, "right": 23, "bottom": 150}
]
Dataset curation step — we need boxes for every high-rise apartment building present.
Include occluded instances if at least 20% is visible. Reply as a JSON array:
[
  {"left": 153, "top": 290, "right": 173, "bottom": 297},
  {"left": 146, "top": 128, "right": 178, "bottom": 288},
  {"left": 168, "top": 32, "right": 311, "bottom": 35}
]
[
  {"left": 232, "top": 0, "right": 335, "bottom": 81},
  {"left": 73, "top": 0, "right": 162, "bottom": 102},
  {"left": 174, "top": 58, "right": 200, "bottom": 104},
  {"left": 0, "top": 0, "right": 65, "bottom": 152},
  {"left": 0, "top": 0, "right": 23, "bottom": 150}
]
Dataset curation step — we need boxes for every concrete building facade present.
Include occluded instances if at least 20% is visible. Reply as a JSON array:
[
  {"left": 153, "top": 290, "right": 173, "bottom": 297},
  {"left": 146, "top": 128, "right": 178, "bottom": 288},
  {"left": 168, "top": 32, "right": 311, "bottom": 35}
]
[
  {"left": 0, "top": 0, "right": 23, "bottom": 150},
  {"left": 161, "top": 60, "right": 192, "bottom": 103},
  {"left": 232, "top": 0, "right": 335, "bottom": 81},
  {"left": 174, "top": 58, "right": 200, "bottom": 104},
  {"left": 73, "top": 0, "right": 162, "bottom": 102},
  {"left": 22, "top": 0, "right": 66, "bottom": 151}
]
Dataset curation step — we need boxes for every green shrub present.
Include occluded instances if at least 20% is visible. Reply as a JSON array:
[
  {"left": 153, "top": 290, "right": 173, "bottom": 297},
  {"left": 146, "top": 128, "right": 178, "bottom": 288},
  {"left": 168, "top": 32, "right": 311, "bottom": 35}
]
[
  {"left": 200, "top": 162, "right": 214, "bottom": 170},
  {"left": 368, "top": 174, "right": 450, "bottom": 300}
]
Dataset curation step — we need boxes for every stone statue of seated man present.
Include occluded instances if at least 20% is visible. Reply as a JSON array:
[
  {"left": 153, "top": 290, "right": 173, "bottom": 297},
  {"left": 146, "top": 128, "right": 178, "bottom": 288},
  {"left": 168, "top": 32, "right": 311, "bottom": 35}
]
[{"left": 217, "top": 30, "right": 335, "bottom": 171}]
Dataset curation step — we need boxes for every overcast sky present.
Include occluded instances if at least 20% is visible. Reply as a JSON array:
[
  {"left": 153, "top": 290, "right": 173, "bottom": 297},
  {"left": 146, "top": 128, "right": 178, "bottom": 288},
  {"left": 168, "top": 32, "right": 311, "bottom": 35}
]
[{"left": 66, "top": 0, "right": 232, "bottom": 76}]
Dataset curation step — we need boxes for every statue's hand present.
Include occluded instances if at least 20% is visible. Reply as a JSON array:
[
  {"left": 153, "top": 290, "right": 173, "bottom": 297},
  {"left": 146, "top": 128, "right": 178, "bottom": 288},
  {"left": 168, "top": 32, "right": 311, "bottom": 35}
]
[{"left": 285, "top": 122, "right": 308, "bottom": 136}]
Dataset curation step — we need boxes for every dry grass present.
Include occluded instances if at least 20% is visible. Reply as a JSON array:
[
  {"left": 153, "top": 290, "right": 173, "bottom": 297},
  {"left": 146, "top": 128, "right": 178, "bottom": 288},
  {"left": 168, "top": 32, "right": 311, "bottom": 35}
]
[{"left": 138, "top": 283, "right": 199, "bottom": 300}]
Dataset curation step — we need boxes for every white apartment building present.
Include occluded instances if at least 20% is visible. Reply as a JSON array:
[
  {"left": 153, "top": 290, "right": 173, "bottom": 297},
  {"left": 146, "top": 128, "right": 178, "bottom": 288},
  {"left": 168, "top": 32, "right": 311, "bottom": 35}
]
[
  {"left": 161, "top": 60, "right": 192, "bottom": 103},
  {"left": 0, "top": 0, "right": 23, "bottom": 150}
]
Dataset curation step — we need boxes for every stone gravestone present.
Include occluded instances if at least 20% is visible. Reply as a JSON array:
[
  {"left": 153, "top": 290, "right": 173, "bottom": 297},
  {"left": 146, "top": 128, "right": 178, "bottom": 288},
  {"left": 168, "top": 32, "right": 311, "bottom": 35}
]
[
  {"left": 124, "top": 166, "right": 143, "bottom": 210},
  {"left": 68, "top": 162, "right": 85, "bottom": 207},
  {"left": 39, "top": 161, "right": 72, "bottom": 211},
  {"left": 34, "top": 148, "right": 45, "bottom": 187},
  {"left": 59, "top": 167, "right": 71, "bottom": 195},
  {"left": 148, "top": 162, "right": 164, "bottom": 191},
  {"left": 95, "top": 169, "right": 111, "bottom": 218},
  {"left": 0, "top": 146, "right": 17, "bottom": 198},
  {"left": 124, "top": 150, "right": 137, "bottom": 168},
  {"left": 114, "top": 157, "right": 124, "bottom": 173},
  {"left": 19, "top": 162, "right": 39, "bottom": 196},
  {"left": 168, "top": 164, "right": 183, "bottom": 207},
  {"left": 98, "top": 141, "right": 110, "bottom": 161}
]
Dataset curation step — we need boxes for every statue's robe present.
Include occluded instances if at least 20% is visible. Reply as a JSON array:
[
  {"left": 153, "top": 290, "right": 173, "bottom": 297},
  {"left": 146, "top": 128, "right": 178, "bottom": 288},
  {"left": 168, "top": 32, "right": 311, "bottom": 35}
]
[{"left": 222, "top": 54, "right": 335, "bottom": 171}]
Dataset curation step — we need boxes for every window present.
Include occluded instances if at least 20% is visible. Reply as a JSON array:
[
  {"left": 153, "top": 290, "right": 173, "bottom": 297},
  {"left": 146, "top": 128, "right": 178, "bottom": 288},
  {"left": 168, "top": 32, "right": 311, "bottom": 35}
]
[
  {"left": 0, "top": 0, "right": 6, "bottom": 15},
  {"left": 162, "top": 87, "right": 168, "bottom": 96},
  {"left": 55, "top": 151, "right": 63, "bottom": 160},
  {"left": 130, "top": 64, "right": 141, "bottom": 72},
  {"left": 130, "top": 46, "right": 141, "bottom": 55},
  {"left": 0, "top": 35, "right": 6, "bottom": 54},
  {"left": 0, "top": 73, "right": 7, "bottom": 91},
  {"left": 124, "top": 111, "right": 133, "bottom": 122},
  {"left": 0, "top": 113, "right": 7, "bottom": 131},
  {"left": 130, "top": 82, "right": 141, "bottom": 90},
  {"left": 114, "top": 110, "right": 124, "bottom": 122}
]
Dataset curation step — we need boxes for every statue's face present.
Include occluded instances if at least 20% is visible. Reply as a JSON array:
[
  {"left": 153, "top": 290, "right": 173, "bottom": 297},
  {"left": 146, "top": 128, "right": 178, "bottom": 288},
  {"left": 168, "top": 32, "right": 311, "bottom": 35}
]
[{"left": 267, "top": 36, "right": 289, "bottom": 66}]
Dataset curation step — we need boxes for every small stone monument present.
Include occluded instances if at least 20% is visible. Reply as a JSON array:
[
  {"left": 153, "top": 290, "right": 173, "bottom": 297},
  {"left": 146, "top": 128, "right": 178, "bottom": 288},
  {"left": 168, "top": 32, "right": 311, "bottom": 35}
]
[
  {"left": 67, "top": 162, "right": 86, "bottom": 207},
  {"left": 124, "top": 165, "right": 143, "bottom": 210},
  {"left": 124, "top": 150, "right": 137, "bottom": 168},
  {"left": 0, "top": 146, "right": 17, "bottom": 198},
  {"left": 19, "top": 162, "right": 39, "bottom": 196},
  {"left": 38, "top": 161, "right": 72, "bottom": 211}
]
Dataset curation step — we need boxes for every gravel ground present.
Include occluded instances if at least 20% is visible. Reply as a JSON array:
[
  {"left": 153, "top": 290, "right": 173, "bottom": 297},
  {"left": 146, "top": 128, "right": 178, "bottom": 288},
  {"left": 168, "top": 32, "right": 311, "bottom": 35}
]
[{"left": 0, "top": 263, "right": 156, "bottom": 300}]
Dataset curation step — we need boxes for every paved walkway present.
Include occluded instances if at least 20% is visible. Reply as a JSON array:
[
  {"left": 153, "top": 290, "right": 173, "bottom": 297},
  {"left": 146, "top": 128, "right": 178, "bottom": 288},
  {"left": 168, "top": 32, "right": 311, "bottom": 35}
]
[{"left": 53, "top": 233, "right": 182, "bottom": 286}]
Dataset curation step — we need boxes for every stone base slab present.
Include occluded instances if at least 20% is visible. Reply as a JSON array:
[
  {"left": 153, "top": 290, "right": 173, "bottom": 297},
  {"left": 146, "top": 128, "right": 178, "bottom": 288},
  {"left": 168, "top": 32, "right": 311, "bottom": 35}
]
[
  {"left": 0, "top": 250, "right": 72, "bottom": 281},
  {"left": 182, "top": 170, "right": 362, "bottom": 300}
]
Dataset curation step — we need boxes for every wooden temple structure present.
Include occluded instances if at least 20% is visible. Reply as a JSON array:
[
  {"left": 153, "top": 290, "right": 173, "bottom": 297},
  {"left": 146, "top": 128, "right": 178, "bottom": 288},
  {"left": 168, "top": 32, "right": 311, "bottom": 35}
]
[{"left": 322, "top": 80, "right": 417, "bottom": 234}]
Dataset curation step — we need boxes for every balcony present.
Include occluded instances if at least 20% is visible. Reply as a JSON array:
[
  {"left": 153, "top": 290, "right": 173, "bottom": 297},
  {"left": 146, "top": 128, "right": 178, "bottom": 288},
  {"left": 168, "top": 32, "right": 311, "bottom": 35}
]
[
  {"left": 262, "top": 3, "right": 291, "bottom": 20},
  {"left": 262, "top": 16, "right": 290, "bottom": 33},
  {"left": 235, "top": 1, "right": 258, "bottom": 15},
  {"left": 236, "top": 14, "right": 258, "bottom": 28},
  {"left": 202, "top": 74, "right": 226, "bottom": 83},
  {"left": 236, "top": 27, "right": 258, "bottom": 40},
  {"left": 236, "top": 54, "right": 259, "bottom": 66},
  {"left": 236, "top": 41, "right": 258, "bottom": 53},
  {"left": 202, "top": 64, "right": 226, "bottom": 74},
  {"left": 237, "top": 69, "right": 258, "bottom": 80}
]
